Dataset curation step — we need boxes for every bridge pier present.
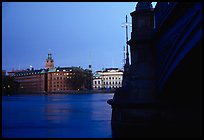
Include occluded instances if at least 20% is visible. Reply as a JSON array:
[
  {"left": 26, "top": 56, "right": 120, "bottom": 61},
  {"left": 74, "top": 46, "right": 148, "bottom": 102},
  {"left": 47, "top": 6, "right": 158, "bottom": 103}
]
[{"left": 108, "top": 2, "right": 202, "bottom": 138}]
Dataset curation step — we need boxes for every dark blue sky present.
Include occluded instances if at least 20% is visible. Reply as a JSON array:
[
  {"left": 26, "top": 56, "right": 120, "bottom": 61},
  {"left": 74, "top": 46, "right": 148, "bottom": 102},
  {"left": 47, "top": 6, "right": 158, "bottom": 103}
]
[{"left": 2, "top": 2, "right": 156, "bottom": 73}]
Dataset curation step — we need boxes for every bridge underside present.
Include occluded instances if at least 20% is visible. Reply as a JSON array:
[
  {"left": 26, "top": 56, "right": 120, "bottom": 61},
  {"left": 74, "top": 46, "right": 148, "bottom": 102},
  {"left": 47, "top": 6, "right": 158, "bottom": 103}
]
[{"left": 157, "top": 40, "right": 202, "bottom": 137}]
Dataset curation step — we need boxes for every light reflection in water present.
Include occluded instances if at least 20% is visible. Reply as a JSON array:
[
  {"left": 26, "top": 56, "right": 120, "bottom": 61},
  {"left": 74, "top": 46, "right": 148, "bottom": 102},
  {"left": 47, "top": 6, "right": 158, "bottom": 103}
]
[{"left": 2, "top": 93, "right": 114, "bottom": 138}]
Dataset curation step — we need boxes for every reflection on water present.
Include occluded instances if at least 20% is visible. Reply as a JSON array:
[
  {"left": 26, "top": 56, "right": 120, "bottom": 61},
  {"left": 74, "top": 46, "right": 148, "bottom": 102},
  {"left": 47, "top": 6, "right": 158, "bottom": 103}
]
[{"left": 2, "top": 93, "right": 114, "bottom": 138}]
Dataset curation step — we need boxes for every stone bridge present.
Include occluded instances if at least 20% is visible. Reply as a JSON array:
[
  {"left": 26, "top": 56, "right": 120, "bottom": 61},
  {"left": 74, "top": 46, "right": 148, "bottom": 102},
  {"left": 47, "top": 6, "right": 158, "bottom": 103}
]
[{"left": 108, "top": 2, "right": 202, "bottom": 138}]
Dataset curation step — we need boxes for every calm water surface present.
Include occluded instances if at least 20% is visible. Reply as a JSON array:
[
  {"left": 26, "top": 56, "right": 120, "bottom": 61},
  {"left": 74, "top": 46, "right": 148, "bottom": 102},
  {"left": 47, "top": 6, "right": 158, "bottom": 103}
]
[{"left": 2, "top": 93, "right": 114, "bottom": 138}]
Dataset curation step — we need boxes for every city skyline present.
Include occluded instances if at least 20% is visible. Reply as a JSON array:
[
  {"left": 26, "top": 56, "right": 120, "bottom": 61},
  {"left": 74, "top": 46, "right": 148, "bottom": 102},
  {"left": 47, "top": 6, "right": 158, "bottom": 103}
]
[{"left": 2, "top": 2, "right": 157, "bottom": 73}]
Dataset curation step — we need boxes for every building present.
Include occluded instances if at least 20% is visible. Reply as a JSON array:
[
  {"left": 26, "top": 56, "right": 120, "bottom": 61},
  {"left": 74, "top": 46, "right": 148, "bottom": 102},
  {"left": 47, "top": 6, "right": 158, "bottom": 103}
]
[
  {"left": 93, "top": 68, "right": 123, "bottom": 89},
  {"left": 9, "top": 69, "right": 47, "bottom": 93},
  {"left": 47, "top": 66, "right": 92, "bottom": 92},
  {"left": 7, "top": 53, "right": 92, "bottom": 93}
]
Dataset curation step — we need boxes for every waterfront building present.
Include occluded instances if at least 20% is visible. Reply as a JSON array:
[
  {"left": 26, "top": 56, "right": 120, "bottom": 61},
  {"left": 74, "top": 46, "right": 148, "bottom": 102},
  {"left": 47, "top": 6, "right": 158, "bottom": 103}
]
[
  {"left": 47, "top": 66, "right": 92, "bottom": 92},
  {"left": 7, "top": 53, "right": 92, "bottom": 93},
  {"left": 93, "top": 68, "right": 123, "bottom": 89},
  {"left": 10, "top": 69, "right": 47, "bottom": 93}
]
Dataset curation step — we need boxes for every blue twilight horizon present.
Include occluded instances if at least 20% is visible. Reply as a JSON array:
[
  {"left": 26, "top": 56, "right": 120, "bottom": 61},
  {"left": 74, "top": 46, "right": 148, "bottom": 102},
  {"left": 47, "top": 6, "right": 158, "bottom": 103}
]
[{"left": 2, "top": 2, "right": 157, "bottom": 73}]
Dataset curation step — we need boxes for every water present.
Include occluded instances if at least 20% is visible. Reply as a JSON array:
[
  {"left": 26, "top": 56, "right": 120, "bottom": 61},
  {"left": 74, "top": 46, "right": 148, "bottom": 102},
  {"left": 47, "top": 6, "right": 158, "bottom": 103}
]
[{"left": 2, "top": 93, "right": 114, "bottom": 138}]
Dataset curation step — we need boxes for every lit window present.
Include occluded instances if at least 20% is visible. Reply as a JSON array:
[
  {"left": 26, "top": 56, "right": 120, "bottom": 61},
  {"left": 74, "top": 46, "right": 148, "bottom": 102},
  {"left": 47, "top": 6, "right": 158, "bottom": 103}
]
[
  {"left": 57, "top": 70, "right": 59, "bottom": 72},
  {"left": 66, "top": 73, "right": 69, "bottom": 75},
  {"left": 63, "top": 69, "right": 66, "bottom": 72},
  {"left": 56, "top": 73, "right": 59, "bottom": 75}
]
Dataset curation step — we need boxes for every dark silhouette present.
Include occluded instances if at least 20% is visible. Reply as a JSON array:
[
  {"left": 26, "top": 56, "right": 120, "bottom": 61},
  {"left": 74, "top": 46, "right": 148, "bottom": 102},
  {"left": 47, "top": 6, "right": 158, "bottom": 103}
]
[
  {"left": 108, "top": 2, "right": 202, "bottom": 138},
  {"left": 2, "top": 75, "right": 20, "bottom": 95}
]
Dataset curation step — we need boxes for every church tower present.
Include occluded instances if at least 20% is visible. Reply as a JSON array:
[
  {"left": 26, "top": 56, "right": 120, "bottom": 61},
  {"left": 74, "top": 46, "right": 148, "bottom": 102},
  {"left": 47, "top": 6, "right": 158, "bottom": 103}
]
[{"left": 45, "top": 53, "right": 54, "bottom": 70}]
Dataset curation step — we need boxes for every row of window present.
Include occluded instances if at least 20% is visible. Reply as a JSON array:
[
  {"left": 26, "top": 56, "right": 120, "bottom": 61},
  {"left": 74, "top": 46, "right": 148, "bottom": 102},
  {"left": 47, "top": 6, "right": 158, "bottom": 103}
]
[
  {"left": 52, "top": 72, "right": 74, "bottom": 76},
  {"left": 94, "top": 81, "right": 121, "bottom": 85},
  {"left": 15, "top": 72, "right": 42, "bottom": 76},
  {"left": 50, "top": 76, "right": 72, "bottom": 80},
  {"left": 56, "top": 69, "right": 72, "bottom": 72},
  {"left": 93, "top": 86, "right": 121, "bottom": 89},
  {"left": 94, "top": 77, "right": 122, "bottom": 80},
  {"left": 50, "top": 85, "right": 68, "bottom": 88}
]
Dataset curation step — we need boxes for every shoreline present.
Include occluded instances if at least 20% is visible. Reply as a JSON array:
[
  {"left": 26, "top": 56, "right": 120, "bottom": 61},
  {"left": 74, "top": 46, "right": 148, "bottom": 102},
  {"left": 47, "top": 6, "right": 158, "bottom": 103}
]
[{"left": 2, "top": 89, "right": 116, "bottom": 96}]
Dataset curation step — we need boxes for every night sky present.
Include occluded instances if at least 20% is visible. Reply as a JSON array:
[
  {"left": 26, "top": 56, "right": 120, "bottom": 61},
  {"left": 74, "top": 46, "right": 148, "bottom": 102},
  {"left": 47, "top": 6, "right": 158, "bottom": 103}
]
[{"left": 2, "top": 2, "right": 157, "bottom": 73}]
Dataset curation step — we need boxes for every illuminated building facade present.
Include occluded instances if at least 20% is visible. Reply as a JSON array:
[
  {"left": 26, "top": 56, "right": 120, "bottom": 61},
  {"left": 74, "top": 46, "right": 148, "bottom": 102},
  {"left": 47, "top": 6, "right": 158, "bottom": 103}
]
[
  {"left": 47, "top": 67, "right": 92, "bottom": 92},
  {"left": 93, "top": 68, "right": 123, "bottom": 89}
]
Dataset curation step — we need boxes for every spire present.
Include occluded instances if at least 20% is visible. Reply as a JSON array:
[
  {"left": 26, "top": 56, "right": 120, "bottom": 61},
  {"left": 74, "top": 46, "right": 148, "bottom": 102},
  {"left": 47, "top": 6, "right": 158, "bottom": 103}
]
[{"left": 47, "top": 53, "right": 52, "bottom": 60}]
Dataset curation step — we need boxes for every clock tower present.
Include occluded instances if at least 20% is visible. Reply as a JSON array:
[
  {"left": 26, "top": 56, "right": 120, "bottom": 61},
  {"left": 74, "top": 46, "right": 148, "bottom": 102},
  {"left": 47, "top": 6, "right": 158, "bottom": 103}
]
[{"left": 45, "top": 53, "right": 54, "bottom": 70}]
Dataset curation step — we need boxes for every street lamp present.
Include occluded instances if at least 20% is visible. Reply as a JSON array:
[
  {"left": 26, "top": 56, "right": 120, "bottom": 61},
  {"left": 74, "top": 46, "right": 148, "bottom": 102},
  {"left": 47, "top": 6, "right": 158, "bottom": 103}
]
[{"left": 121, "top": 15, "right": 132, "bottom": 68}]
